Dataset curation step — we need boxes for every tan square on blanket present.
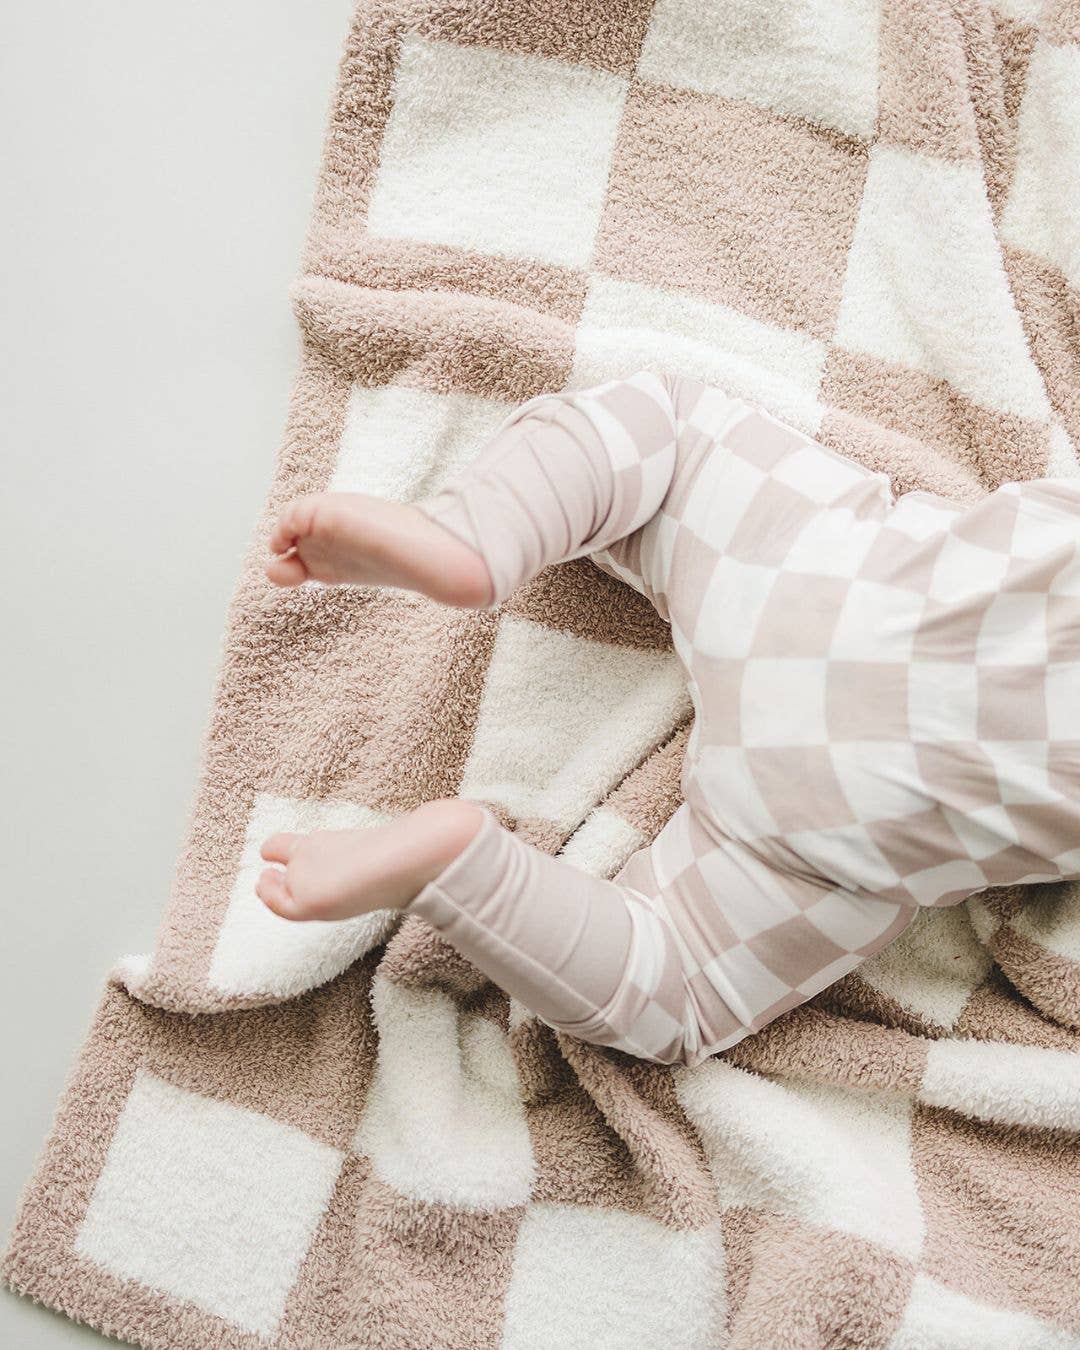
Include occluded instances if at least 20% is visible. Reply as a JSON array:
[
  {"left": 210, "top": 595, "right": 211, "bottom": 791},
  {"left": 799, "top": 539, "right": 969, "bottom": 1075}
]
[{"left": 595, "top": 81, "right": 869, "bottom": 343}]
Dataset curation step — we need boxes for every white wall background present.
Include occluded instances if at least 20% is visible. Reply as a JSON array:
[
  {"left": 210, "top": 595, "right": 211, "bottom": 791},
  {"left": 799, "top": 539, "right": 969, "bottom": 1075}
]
[{"left": 1, "top": 2, "right": 355, "bottom": 1342}]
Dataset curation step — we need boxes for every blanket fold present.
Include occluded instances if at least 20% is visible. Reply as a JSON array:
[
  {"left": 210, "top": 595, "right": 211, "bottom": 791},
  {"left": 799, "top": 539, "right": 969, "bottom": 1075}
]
[{"left": 6, "top": 2, "right": 1080, "bottom": 1346}]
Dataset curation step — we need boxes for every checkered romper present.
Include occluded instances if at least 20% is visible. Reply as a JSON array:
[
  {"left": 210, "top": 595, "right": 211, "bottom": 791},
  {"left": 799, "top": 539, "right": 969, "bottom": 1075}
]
[{"left": 406, "top": 370, "right": 1080, "bottom": 1066}]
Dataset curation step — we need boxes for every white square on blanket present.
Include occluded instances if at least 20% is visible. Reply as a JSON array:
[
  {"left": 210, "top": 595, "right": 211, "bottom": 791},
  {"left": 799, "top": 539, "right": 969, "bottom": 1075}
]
[
  {"left": 889, "top": 1272, "right": 1078, "bottom": 1349},
  {"left": 675, "top": 1064, "right": 925, "bottom": 1262},
  {"left": 208, "top": 792, "right": 400, "bottom": 1000},
  {"left": 637, "top": 0, "right": 880, "bottom": 141},
  {"left": 460, "top": 617, "right": 691, "bottom": 830},
  {"left": 570, "top": 274, "right": 827, "bottom": 435},
  {"left": 835, "top": 146, "right": 1050, "bottom": 422},
  {"left": 331, "top": 381, "right": 511, "bottom": 498},
  {"left": 367, "top": 36, "right": 627, "bottom": 268},
  {"left": 501, "top": 1204, "right": 725, "bottom": 1350},
  {"left": 354, "top": 979, "right": 536, "bottom": 1210},
  {"left": 1000, "top": 41, "right": 1080, "bottom": 293},
  {"left": 75, "top": 1070, "right": 342, "bottom": 1338},
  {"left": 859, "top": 907, "right": 992, "bottom": 1031}
]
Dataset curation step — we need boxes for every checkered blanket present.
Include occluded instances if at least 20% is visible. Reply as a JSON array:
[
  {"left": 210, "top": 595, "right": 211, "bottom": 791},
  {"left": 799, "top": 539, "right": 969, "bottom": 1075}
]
[{"left": 6, "top": 2, "right": 1080, "bottom": 1346}]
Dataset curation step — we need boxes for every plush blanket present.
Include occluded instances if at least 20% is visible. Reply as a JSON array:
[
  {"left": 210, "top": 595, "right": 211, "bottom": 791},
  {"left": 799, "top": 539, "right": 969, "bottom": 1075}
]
[{"left": 6, "top": 2, "right": 1080, "bottom": 1346}]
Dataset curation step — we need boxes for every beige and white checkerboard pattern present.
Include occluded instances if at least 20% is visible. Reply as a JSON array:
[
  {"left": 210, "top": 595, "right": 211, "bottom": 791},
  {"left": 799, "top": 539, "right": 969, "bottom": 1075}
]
[
  {"left": 412, "top": 369, "right": 1080, "bottom": 1065},
  {"left": 5, "top": 3, "right": 1080, "bottom": 1347}
]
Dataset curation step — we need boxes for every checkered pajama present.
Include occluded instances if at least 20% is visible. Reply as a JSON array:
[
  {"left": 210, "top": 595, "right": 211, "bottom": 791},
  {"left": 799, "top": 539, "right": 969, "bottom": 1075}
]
[{"left": 411, "top": 371, "right": 1080, "bottom": 1065}]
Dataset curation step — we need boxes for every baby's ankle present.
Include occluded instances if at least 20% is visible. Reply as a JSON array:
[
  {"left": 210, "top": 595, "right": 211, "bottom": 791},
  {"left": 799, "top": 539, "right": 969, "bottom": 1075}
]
[
  {"left": 406, "top": 503, "right": 495, "bottom": 609},
  {"left": 409, "top": 798, "right": 487, "bottom": 881}
]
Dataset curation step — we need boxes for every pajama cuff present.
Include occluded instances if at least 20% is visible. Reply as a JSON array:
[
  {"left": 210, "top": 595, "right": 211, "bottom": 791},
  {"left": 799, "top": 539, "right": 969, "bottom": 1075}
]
[
  {"left": 403, "top": 804, "right": 639, "bottom": 1034},
  {"left": 405, "top": 804, "right": 507, "bottom": 922}
]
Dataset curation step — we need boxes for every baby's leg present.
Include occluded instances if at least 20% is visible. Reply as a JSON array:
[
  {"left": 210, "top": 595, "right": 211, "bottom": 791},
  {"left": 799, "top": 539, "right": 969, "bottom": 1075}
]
[
  {"left": 260, "top": 376, "right": 917, "bottom": 1062},
  {"left": 254, "top": 795, "right": 695, "bottom": 1062},
  {"left": 256, "top": 794, "right": 707, "bottom": 1062},
  {"left": 258, "top": 791, "right": 912, "bottom": 1066},
  {"left": 403, "top": 802, "right": 915, "bottom": 1066},
  {"left": 380, "top": 389, "right": 920, "bottom": 1063},
  {"left": 255, "top": 788, "right": 912, "bottom": 1063},
  {"left": 266, "top": 372, "right": 680, "bottom": 607}
]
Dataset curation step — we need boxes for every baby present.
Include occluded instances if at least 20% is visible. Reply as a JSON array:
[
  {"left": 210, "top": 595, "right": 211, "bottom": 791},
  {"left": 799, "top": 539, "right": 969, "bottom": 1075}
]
[{"left": 257, "top": 371, "right": 1080, "bottom": 1066}]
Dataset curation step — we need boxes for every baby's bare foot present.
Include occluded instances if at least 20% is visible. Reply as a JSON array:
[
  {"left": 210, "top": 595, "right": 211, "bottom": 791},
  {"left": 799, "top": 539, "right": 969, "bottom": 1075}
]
[
  {"left": 265, "top": 492, "right": 493, "bottom": 607},
  {"left": 255, "top": 798, "right": 485, "bottom": 922}
]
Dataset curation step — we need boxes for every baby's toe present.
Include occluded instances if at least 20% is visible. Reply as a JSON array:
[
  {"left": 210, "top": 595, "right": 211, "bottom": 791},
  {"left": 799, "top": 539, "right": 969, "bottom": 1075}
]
[
  {"left": 269, "top": 496, "right": 318, "bottom": 555},
  {"left": 255, "top": 866, "right": 297, "bottom": 918},
  {"left": 265, "top": 550, "right": 309, "bottom": 588},
  {"left": 260, "top": 832, "right": 300, "bottom": 864}
]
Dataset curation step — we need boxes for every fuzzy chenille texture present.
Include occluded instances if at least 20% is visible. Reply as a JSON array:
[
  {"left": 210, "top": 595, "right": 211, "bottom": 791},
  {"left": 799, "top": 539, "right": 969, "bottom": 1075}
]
[{"left": 5, "top": 2, "right": 1080, "bottom": 1346}]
